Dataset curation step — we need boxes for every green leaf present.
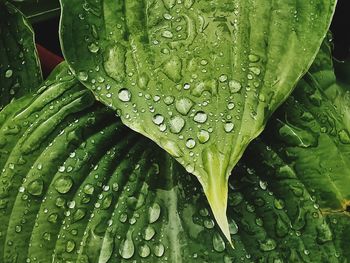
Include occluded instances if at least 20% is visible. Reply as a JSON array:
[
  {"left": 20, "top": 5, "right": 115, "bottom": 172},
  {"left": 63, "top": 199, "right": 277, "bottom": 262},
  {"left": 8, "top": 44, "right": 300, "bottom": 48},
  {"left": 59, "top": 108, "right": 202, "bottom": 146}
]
[
  {"left": 10, "top": 0, "right": 61, "bottom": 23},
  {"left": 260, "top": 44, "right": 350, "bottom": 213},
  {"left": 59, "top": 0, "right": 337, "bottom": 240},
  {"left": 0, "top": 1, "right": 42, "bottom": 109},
  {"left": 1, "top": 54, "right": 349, "bottom": 262}
]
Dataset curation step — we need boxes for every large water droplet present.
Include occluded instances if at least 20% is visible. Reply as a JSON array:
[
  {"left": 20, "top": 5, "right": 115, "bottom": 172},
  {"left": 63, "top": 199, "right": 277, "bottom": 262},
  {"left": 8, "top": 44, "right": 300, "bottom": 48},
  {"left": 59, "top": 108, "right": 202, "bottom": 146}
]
[
  {"left": 197, "top": 130, "right": 210, "bottom": 143},
  {"left": 219, "top": 74, "right": 228, "bottom": 82},
  {"left": 78, "top": 71, "right": 88, "bottom": 81},
  {"left": 175, "top": 97, "right": 193, "bottom": 115},
  {"left": 27, "top": 179, "right": 44, "bottom": 196},
  {"left": 83, "top": 184, "right": 94, "bottom": 195},
  {"left": 153, "top": 243, "right": 165, "bottom": 257},
  {"left": 66, "top": 240, "right": 76, "bottom": 253},
  {"left": 163, "top": 56, "right": 182, "bottom": 83},
  {"left": 229, "top": 80, "right": 242, "bottom": 93},
  {"left": 142, "top": 226, "right": 156, "bottom": 241},
  {"left": 162, "top": 30, "right": 174, "bottom": 38},
  {"left": 73, "top": 208, "right": 86, "bottom": 222},
  {"left": 5, "top": 69, "right": 13, "bottom": 78},
  {"left": 229, "top": 219, "right": 239, "bottom": 235},
  {"left": 194, "top": 111, "right": 207, "bottom": 123},
  {"left": 259, "top": 238, "right": 276, "bottom": 252},
  {"left": 212, "top": 232, "right": 226, "bottom": 252},
  {"left": 119, "top": 232, "right": 135, "bottom": 259},
  {"left": 224, "top": 122, "right": 234, "bottom": 133},
  {"left": 338, "top": 129, "right": 350, "bottom": 144},
  {"left": 164, "top": 96, "right": 175, "bottom": 105},
  {"left": 118, "top": 88, "right": 132, "bottom": 102},
  {"left": 169, "top": 116, "right": 185, "bottom": 134},
  {"left": 137, "top": 73, "right": 150, "bottom": 90},
  {"left": 248, "top": 54, "right": 260, "bottom": 62},
  {"left": 186, "top": 138, "right": 196, "bottom": 149},
  {"left": 88, "top": 42, "right": 100, "bottom": 53},
  {"left": 149, "top": 203, "right": 161, "bottom": 223},
  {"left": 153, "top": 114, "right": 165, "bottom": 125},
  {"left": 54, "top": 176, "right": 73, "bottom": 194},
  {"left": 139, "top": 244, "right": 151, "bottom": 258}
]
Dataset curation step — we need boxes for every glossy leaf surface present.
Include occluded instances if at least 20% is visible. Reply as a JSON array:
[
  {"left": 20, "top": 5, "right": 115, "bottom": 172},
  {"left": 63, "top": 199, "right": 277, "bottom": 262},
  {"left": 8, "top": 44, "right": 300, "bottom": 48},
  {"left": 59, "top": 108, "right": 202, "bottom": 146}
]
[
  {"left": 60, "top": 0, "right": 337, "bottom": 239},
  {"left": 0, "top": 2, "right": 42, "bottom": 108}
]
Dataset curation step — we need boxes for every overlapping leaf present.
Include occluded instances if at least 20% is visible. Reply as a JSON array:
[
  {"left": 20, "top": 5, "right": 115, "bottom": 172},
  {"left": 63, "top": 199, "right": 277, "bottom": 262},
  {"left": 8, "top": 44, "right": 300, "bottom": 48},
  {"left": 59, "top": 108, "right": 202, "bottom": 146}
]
[
  {"left": 10, "top": 0, "right": 61, "bottom": 23},
  {"left": 0, "top": 51, "right": 349, "bottom": 262},
  {"left": 0, "top": 1, "right": 42, "bottom": 109},
  {"left": 60, "top": 0, "right": 337, "bottom": 239}
]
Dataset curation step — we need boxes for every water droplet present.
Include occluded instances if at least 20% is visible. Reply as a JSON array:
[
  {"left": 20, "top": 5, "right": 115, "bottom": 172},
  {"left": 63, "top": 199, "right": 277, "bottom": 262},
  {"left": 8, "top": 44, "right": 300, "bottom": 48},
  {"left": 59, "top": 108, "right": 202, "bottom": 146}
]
[
  {"left": 88, "top": 42, "right": 100, "bottom": 53},
  {"left": 42, "top": 232, "right": 51, "bottom": 241},
  {"left": 73, "top": 208, "right": 86, "bottom": 222},
  {"left": 184, "top": 83, "right": 191, "bottom": 90},
  {"left": 5, "top": 69, "right": 13, "bottom": 78},
  {"left": 224, "top": 122, "right": 234, "bottom": 133},
  {"left": 250, "top": 66, "right": 261, "bottom": 75},
  {"left": 142, "top": 226, "right": 155, "bottom": 241},
  {"left": 164, "top": 96, "right": 175, "bottom": 105},
  {"left": 199, "top": 208, "right": 209, "bottom": 217},
  {"left": 229, "top": 80, "right": 242, "bottom": 93},
  {"left": 259, "top": 238, "right": 276, "bottom": 252},
  {"left": 83, "top": 184, "right": 94, "bottom": 195},
  {"left": 169, "top": 116, "right": 185, "bottom": 134},
  {"left": 153, "top": 114, "right": 165, "bottom": 125},
  {"left": 248, "top": 54, "right": 260, "bottom": 62},
  {"left": 47, "top": 213, "right": 58, "bottom": 224},
  {"left": 163, "top": 56, "right": 182, "bottom": 83},
  {"left": 186, "top": 138, "right": 196, "bottom": 149},
  {"left": 204, "top": 219, "right": 215, "bottom": 229},
  {"left": 153, "top": 243, "right": 165, "bottom": 257},
  {"left": 66, "top": 240, "right": 76, "bottom": 253},
  {"left": 139, "top": 244, "right": 151, "bottom": 258},
  {"left": 229, "top": 219, "right": 239, "bottom": 234},
  {"left": 194, "top": 111, "right": 207, "bottom": 123},
  {"left": 149, "top": 203, "right": 161, "bottom": 223},
  {"left": 338, "top": 129, "right": 350, "bottom": 144},
  {"left": 200, "top": 59, "right": 208, "bottom": 66},
  {"left": 227, "top": 102, "right": 235, "bottom": 110},
  {"left": 138, "top": 73, "right": 150, "bottom": 90},
  {"left": 118, "top": 88, "right": 131, "bottom": 102},
  {"left": 175, "top": 97, "right": 193, "bottom": 115},
  {"left": 54, "top": 176, "right": 73, "bottom": 194},
  {"left": 162, "top": 30, "right": 173, "bottom": 38},
  {"left": 15, "top": 225, "right": 22, "bottom": 233},
  {"left": 259, "top": 181, "right": 267, "bottom": 190},
  {"left": 212, "top": 232, "right": 226, "bottom": 252},
  {"left": 27, "top": 179, "right": 44, "bottom": 196},
  {"left": 197, "top": 130, "right": 210, "bottom": 143},
  {"left": 119, "top": 232, "right": 135, "bottom": 259},
  {"left": 78, "top": 71, "right": 88, "bottom": 81},
  {"left": 274, "top": 199, "right": 285, "bottom": 210},
  {"left": 219, "top": 74, "right": 228, "bottom": 82}
]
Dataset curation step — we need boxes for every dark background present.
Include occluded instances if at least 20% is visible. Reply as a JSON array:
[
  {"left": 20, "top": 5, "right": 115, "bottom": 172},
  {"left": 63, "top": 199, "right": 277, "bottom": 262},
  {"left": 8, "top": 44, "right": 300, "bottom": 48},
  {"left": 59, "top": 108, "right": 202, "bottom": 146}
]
[{"left": 33, "top": 0, "right": 349, "bottom": 60}]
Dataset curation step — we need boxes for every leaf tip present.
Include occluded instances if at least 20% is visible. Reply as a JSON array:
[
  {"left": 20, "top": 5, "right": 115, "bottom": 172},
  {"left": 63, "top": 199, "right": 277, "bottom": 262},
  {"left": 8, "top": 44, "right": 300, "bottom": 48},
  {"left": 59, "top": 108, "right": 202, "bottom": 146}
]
[{"left": 202, "top": 145, "right": 233, "bottom": 246}]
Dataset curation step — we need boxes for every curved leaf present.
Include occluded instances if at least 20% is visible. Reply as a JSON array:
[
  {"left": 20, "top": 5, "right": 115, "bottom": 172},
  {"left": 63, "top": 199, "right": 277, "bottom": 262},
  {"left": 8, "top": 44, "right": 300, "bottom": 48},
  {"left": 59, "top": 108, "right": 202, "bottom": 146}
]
[
  {"left": 59, "top": 0, "right": 337, "bottom": 239},
  {"left": 0, "top": 1, "right": 42, "bottom": 108},
  {"left": 1, "top": 57, "right": 349, "bottom": 262},
  {"left": 10, "top": 0, "right": 61, "bottom": 23}
]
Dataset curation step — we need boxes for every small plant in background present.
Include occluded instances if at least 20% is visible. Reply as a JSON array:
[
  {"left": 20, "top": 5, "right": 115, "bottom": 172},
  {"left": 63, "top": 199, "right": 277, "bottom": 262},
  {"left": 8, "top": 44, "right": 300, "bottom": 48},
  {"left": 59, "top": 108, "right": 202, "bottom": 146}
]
[{"left": 0, "top": 0, "right": 349, "bottom": 262}]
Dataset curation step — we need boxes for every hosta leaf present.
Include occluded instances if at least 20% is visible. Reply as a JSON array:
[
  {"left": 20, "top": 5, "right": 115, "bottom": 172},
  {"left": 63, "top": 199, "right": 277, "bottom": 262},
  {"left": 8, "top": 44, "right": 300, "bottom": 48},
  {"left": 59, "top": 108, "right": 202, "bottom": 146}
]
[
  {"left": 0, "top": 1, "right": 42, "bottom": 109},
  {"left": 0, "top": 59, "right": 349, "bottom": 262},
  {"left": 60, "top": 0, "right": 337, "bottom": 240},
  {"left": 10, "top": 0, "right": 61, "bottom": 23},
  {"left": 261, "top": 43, "right": 350, "bottom": 213}
]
